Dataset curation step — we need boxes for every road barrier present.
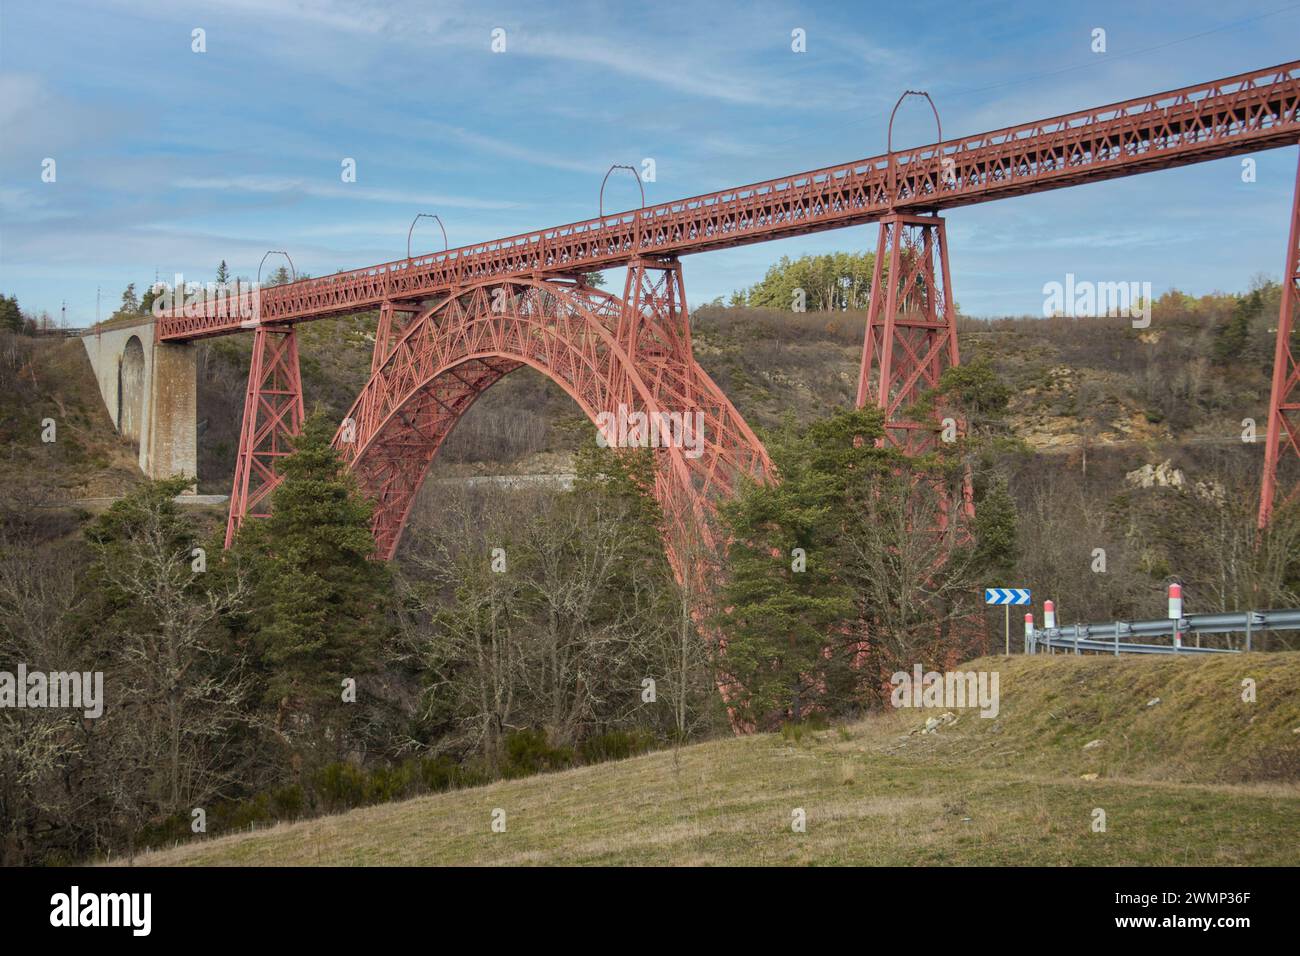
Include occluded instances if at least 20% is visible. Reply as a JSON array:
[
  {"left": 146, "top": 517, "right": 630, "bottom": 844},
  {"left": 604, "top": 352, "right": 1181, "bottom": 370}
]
[{"left": 1027, "top": 609, "right": 1300, "bottom": 656}]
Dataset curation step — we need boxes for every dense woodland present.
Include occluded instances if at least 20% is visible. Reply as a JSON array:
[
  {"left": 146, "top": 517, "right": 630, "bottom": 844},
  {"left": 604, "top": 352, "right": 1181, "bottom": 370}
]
[{"left": 2, "top": 252, "right": 1299, "bottom": 864}]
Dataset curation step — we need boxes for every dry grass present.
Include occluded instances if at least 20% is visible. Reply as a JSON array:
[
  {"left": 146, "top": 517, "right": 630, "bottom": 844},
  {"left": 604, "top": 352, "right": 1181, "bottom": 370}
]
[
  {"left": 122, "top": 654, "right": 1300, "bottom": 867},
  {"left": 0, "top": 334, "right": 143, "bottom": 500}
]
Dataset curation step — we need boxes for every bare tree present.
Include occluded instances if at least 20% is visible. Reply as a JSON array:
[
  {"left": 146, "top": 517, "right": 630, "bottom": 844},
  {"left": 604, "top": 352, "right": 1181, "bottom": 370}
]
[
  {"left": 515, "top": 495, "right": 649, "bottom": 746},
  {"left": 637, "top": 520, "right": 721, "bottom": 744},
  {"left": 0, "top": 530, "right": 92, "bottom": 864},
  {"left": 837, "top": 477, "right": 987, "bottom": 679},
  {"left": 398, "top": 492, "right": 531, "bottom": 769},
  {"left": 88, "top": 500, "right": 256, "bottom": 854}
]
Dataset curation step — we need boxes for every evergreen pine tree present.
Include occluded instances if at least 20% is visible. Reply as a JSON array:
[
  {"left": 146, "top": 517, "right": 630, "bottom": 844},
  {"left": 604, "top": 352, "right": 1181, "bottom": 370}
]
[
  {"left": 110, "top": 283, "right": 139, "bottom": 321},
  {"left": 714, "top": 409, "right": 886, "bottom": 726},
  {"left": 972, "top": 474, "right": 1019, "bottom": 578},
  {"left": 233, "top": 412, "right": 390, "bottom": 727},
  {"left": 0, "top": 294, "right": 24, "bottom": 333}
]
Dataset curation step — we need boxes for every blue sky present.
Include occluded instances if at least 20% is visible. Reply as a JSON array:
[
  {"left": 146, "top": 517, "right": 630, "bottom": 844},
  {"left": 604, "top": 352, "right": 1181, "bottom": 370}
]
[{"left": 1, "top": 0, "right": 1298, "bottom": 323}]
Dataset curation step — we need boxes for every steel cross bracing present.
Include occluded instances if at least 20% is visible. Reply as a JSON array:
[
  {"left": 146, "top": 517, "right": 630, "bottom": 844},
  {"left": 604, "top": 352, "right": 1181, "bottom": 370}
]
[
  {"left": 158, "top": 59, "right": 1300, "bottom": 340},
  {"left": 858, "top": 213, "right": 961, "bottom": 456}
]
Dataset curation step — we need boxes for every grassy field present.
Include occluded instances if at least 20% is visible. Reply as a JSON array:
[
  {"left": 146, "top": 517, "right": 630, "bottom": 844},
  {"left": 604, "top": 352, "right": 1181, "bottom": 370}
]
[{"left": 126, "top": 653, "right": 1300, "bottom": 866}]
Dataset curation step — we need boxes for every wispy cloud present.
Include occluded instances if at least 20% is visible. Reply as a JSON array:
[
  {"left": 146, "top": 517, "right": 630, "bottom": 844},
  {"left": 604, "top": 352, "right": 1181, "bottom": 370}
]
[
  {"left": 429, "top": 125, "right": 606, "bottom": 176},
  {"left": 172, "top": 175, "right": 523, "bottom": 210},
  {"left": 511, "top": 31, "right": 777, "bottom": 107}
]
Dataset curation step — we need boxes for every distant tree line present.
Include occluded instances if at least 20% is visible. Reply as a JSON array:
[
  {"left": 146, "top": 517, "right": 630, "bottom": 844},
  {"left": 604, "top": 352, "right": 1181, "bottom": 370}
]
[{"left": 728, "top": 251, "right": 876, "bottom": 310}]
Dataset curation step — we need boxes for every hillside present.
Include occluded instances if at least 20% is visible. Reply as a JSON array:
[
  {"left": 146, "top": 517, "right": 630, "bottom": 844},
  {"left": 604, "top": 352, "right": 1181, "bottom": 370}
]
[
  {"left": 126, "top": 653, "right": 1300, "bottom": 866},
  {"left": 0, "top": 332, "right": 143, "bottom": 503}
]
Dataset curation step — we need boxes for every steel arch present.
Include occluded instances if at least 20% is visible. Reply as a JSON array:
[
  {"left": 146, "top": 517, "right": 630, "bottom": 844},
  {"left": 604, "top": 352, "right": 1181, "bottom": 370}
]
[{"left": 334, "top": 275, "right": 773, "bottom": 586}]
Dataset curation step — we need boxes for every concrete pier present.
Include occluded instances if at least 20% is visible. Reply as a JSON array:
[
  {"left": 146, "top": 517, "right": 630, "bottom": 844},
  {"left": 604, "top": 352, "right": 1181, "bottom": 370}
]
[{"left": 81, "top": 317, "right": 197, "bottom": 489}]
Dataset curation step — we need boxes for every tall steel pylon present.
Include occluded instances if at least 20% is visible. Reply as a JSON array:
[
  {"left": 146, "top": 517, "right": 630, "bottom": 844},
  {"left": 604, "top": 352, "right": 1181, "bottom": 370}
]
[
  {"left": 224, "top": 326, "right": 304, "bottom": 548},
  {"left": 1259, "top": 142, "right": 1300, "bottom": 529},
  {"left": 857, "top": 90, "right": 974, "bottom": 531}
]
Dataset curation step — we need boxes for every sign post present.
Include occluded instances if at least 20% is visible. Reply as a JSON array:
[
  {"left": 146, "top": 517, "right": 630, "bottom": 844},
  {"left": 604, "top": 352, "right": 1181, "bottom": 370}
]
[{"left": 984, "top": 588, "right": 1032, "bottom": 655}]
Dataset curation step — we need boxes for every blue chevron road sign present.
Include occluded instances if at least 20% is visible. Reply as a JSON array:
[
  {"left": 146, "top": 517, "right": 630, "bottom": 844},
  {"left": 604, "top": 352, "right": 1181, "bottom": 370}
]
[{"left": 985, "top": 588, "right": 1032, "bottom": 606}]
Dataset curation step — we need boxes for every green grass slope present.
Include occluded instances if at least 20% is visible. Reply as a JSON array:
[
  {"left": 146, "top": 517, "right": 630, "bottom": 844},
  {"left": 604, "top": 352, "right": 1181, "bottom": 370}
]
[{"left": 125, "top": 653, "right": 1300, "bottom": 866}]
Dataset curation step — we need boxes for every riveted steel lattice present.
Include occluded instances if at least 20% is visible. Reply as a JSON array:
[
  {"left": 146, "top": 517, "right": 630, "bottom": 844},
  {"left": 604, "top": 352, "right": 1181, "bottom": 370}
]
[{"left": 160, "top": 62, "right": 1300, "bottom": 340}]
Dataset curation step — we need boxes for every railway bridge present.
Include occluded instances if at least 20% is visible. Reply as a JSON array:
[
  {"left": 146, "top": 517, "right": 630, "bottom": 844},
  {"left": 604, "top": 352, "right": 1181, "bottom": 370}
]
[{"left": 85, "top": 59, "right": 1300, "bottom": 582}]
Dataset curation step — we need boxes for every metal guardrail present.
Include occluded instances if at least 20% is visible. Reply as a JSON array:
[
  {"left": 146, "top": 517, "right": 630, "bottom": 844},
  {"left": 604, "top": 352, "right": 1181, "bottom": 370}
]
[
  {"left": 1036, "top": 634, "right": 1238, "bottom": 655},
  {"left": 1028, "top": 609, "right": 1300, "bottom": 656}
]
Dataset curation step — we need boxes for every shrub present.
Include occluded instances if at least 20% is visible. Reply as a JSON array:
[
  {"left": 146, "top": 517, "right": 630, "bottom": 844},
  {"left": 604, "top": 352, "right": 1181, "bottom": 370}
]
[
  {"left": 313, "top": 762, "right": 370, "bottom": 813},
  {"left": 779, "top": 714, "right": 830, "bottom": 744},
  {"left": 501, "top": 729, "right": 575, "bottom": 778},
  {"left": 364, "top": 762, "right": 415, "bottom": 804},
  {"left": 270, "top": 784, "right": 306, "bottom": 820},
  {"left": 578, "top": 729, "right": 655, "bottom": 764}
]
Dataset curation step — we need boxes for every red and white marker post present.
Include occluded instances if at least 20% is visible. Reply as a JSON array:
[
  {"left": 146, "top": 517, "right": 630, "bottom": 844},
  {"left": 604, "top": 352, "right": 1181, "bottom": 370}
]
[{"left": 1168, "top": 583, "right": 1184, "bottom": 649}]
